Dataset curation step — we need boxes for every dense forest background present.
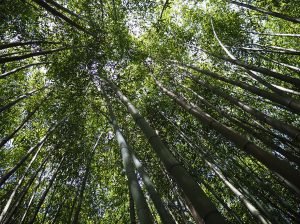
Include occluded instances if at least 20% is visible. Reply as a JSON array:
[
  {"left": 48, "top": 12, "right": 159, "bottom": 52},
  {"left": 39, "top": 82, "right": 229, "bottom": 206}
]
[{"left": 1, "top": 0, "right": 300, "bottom": 223}]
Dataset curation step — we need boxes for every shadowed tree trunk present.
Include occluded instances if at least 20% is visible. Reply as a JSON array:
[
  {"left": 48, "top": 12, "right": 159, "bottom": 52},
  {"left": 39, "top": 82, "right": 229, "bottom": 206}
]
[
  {"left": 200, "top": 180, "right": 243, "bottom": 224},
  {"left": 51, "top": 201, "right": 64, "bottom": 224},
  {"left": 1, "top": 0, "right": 299, "bottom": 223}
]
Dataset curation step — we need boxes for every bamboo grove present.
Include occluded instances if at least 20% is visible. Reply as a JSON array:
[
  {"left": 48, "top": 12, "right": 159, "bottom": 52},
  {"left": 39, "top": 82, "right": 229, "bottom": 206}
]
[{"left": 0, "top": 0, "right": 299, "bottom": 223}]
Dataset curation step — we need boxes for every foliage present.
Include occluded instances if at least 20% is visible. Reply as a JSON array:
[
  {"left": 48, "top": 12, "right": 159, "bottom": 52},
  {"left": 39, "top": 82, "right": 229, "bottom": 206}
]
[{"left": 1, "top": 0, "right": 300, "bottom": 223}]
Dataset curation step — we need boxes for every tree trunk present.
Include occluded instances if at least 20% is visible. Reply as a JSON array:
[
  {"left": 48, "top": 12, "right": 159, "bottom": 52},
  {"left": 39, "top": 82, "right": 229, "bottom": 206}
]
[
  {"left": 28, "top": 156, "right": 65, "bottom": 224},
  {"left": 0, "top": 111, "right": 37, "bottom": 149},
  {"left": 257, "top": 54, "right": 300, "bottom": 75},
  {"left": 237, "top": 46, "right": 300, "bottom": 55},
  {"left": 13, "top": 159, "right": 48, "bottom": 224},
  {"left": 72, "top": 135, "right": 100, "bottom": 224},
  {"left": 210, "top": 20, "right": 294, "bottom": 95},
  {"left": 230, "top": 1, "right": 300, "bottom": 23},
  {"left": 155, "top": 79, "right": 300, "bottom": 193},
  {"left": 31, "top": 0, "right": 90, "bottom": 34},
  {"left": 247, "top": 32, "right": 300, "bottom": 38},
  {"left": 235, "top": 115, "right": 300, "bottom": 153},
  {"left": 45, "top": 0, "right": 81, "bottom": 18},
  {"left": 106, "top": 79, "right": 226, "bottom": 224},
  {"left": 194, "top": 47, "right": 300, "bottom": 87},
  {"left": 165, "top": 113, "right": 298, "bottom": 222},
  {"left": 183, "top": 64, "right": 300, "bottom": 113},
  {"left": 41, "top": 185, "right": 59, "bottom": 224},
  {"left": 131, "top": 152, "right": 176, "bottom": 224},
  {"left": 180, "top": 84, "right": 300, "bottom": 166},
  {"left": 0, "top": 143, "right": 45, "bottom": 222},
  {"left": 0, "top": 47, "right": 67, "bottom": 64},
  {"left": 186, "top": 72, "right": 300, "bottom": 142},
  {"left": 200, "top": 180, "right": 243, "bottom": 224},
  {"left": 1, "top": 156, "right": 48, "bottom": 224},
  {"left": 180, "top": 193, "right": 205, "bottom": 224},
  {"left": 20, "top": 191, "right": 37, "bottom": 223},
  {"left": 68, "top": 188, "right": 79, "bottom": 223},
  {"left": 0, "top": 87, "right": 47, "bottom": 114},
  {"left": 0, "top": 62, "right": 47, "bottom": 79},
  {"left": 172, "top": 114, "right": 273, "bottom": 222},
  {"left": 51, "top": 201, "right": 64, "bottom": 224},
  {"left": 106, "top": 98, "right": 154, "bottom": 224},
  {"left": 0, "top": 40, "right": 59, "bottom": 50},
  {"left": 206, "top": 161, "right": 271, "bottom": 224},
  {"left": 129, "top": 189, "right": 137, "bottom": 224},
  {"left": 0, "top": 123, "right": 57, "bottom": 186}
]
